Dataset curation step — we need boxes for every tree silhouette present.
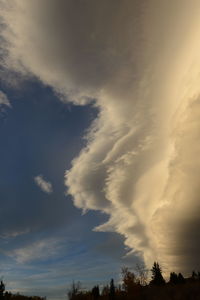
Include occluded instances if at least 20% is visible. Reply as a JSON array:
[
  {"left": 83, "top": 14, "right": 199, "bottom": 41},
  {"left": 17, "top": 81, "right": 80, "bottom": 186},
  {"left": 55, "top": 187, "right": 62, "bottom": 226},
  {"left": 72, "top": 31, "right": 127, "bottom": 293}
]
[
  {"left": 101, "top": 285, "right": 109, "bottom": 296},
  {"left": 135, "top": 263, "right": 148, "bottom": 286},
  {"left": 109, "top": 279, "right": 115, "bottom": 300},
  {"left": 68, "top": 281, "right": 81, "bottom": 300},
  {"left": 169, "top": 272, "right": 179, "bottom": 284},
  {"left": 197, "top": 272, "right": 200, "bottom": 281},
  {"left": 192, "top": 271, "right": 198, "bottom": 280},
  {"left": 92, "top": 285, "right": 99, "bottom": 299},
  {"left": 121, "top": 267, "right": 138, "bottom": 293},
  {"left": 0, "top": 280, "right": 5, "bottom": 299},
  {"left": 177, "top": 273, "right": 185, "bottom": 284},
  {"left": 150, "top": 262, "right": 165, "bottom": 286}
]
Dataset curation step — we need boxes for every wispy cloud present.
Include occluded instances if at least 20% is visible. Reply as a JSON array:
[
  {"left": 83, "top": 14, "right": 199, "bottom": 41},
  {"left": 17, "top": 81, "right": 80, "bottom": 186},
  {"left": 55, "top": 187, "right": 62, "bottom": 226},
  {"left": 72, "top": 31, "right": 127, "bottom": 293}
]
[
  {"left": 8, "top": 237, "right": 61, "bottom": 263},
  {"left": 34, "top": 175, "right": 53, "bottom": 194},
  {"left": 0, "top": 91, "right": 11, "bottom": 107},
  {"left": 0, "top": 228, "right": 29, "bottom": 239}
]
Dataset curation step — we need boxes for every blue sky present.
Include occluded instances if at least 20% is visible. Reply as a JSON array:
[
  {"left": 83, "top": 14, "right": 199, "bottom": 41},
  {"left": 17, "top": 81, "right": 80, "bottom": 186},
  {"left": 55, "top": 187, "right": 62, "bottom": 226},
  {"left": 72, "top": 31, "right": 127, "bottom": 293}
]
[{"left": 0, "top": 78, "right": 136, "bottom": 299}]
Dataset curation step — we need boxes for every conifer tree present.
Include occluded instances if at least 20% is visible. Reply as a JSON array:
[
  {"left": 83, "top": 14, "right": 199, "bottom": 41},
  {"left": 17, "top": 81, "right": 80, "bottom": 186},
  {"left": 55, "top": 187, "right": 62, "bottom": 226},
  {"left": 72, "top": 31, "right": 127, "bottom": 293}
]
[
  {"left": 0, "top": 280, "right": 5, "bottom": 299},
  {"left": 177, "top": 273, "right": 185, "bottom": 284},
  {"left": 192, "top": 271, "right": 197, "bottom": 280},
  {"left": 109, "top": 279, "right": 115, "bottom": 300},
  {"left": 150, "top": 262, "right": 165, "bottom": 286},
  {"left": 92, "top": 285, "right": 100, "bottom": 299},
  {"left": 169, "top": 272, "right": 179, "bottom": 284}
]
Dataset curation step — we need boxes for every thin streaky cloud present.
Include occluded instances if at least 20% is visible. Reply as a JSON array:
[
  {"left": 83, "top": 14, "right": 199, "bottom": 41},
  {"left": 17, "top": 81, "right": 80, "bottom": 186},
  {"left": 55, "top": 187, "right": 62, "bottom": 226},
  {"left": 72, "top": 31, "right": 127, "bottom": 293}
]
[{"left": 0, "top": 90, "right": 11, "bottom": 107}]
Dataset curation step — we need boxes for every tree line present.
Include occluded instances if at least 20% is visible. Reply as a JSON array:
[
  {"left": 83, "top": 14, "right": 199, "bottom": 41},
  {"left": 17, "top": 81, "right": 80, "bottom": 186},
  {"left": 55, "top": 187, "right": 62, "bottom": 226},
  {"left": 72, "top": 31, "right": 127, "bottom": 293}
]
[
  {"left": 0, "top": 281, "right": 45, "bottom": 300},
  {"left": 1, "top": 262, "right": 200, "bottom": 299},
  {"left": 68, "top": 262, "right": 200, "bottom": 300}
]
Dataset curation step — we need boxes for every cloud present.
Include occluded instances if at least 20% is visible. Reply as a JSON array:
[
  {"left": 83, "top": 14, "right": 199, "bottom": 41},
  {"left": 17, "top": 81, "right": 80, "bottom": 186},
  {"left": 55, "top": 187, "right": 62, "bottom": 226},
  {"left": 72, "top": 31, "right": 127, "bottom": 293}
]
[
  {"left": 0, "top": 90, "right": 11, "bottom": 107},
  {"left": 9, "top": 237, "right": 61, "bottom": 263},
  {"left": 1, "top": 0, "right": 200, "bottom": 273},
  {"left": 0, "top": 228, "right": 29, "bottom": 239},
  {"left": 34, "top": 175, "right": 53, "bottom": 194}
]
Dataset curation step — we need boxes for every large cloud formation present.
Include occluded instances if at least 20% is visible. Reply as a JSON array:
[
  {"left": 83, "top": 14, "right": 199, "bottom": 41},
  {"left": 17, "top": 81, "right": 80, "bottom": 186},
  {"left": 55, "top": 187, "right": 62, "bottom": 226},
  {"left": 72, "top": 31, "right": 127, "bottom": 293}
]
[{"left": 1, "top": 0, "right": 200, "bottom": 274}]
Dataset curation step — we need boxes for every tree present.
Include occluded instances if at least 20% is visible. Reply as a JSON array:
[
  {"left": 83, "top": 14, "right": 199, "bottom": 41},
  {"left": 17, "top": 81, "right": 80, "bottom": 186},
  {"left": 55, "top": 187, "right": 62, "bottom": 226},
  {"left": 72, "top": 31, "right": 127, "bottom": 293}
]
[
  {"left": 91, "top": 285, "right": 99, "bottom": 299},
  {"left": 101, "top": 285, "right": 109, "bottom": 296},
  {"left": 192, "top": 271, "right": 197, "bottom": 280},
  {"left": 109, "top": 279, "right": 115, "bottom": 300},
  {"left": 0, "top": 280, "right": 5, "bottom": 299},
  {"left": 4, "top": 291, "right": 12, "bottom": 300},
  {"left": 177, "top": 273, "right": 185, "bottom": 284},
  {"left": 121, "top": 267, "right": 140, "bottom": 295},
  {"left": 198, "top": 271, "right": 200, "bottom": 281},
  {"left": 68, "top": 281, "right": 81, "bottom": 300},
  {"left": 135, "top": 263, "right": 148, "bottom": 286},
  {"left": 150, "top": 262, "right": 165, "bottom": 286},
  {"left": 169, "top": 272, "right": 178, "bottom": 284}
]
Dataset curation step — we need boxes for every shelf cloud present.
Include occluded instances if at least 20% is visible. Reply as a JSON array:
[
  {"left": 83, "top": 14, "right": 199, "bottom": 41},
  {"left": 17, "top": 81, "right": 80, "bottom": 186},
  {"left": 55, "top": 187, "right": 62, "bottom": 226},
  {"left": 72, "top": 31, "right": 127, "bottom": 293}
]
[{"left": 1, "top": 0, "right": 200, "bottom": 273}]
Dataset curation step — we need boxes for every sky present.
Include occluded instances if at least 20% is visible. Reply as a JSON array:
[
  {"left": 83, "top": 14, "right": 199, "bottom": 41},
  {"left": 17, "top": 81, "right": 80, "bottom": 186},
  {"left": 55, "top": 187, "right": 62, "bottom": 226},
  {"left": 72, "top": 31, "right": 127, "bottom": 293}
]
[
  {"left": 0, "top": 77, "right": 136, "bottom": 299},
  {"left": 1, "top": 0, "right": 200, "bottom": 299}
]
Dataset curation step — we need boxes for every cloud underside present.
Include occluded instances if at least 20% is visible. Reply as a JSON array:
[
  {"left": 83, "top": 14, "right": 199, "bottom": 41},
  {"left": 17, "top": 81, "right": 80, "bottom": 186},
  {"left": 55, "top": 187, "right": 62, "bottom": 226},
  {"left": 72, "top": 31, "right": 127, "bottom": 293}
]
[{"left": 1, "top": 0, "right": 200, "bottom": 273}]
